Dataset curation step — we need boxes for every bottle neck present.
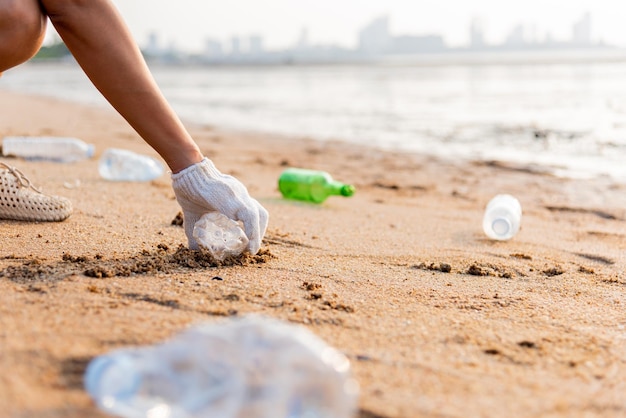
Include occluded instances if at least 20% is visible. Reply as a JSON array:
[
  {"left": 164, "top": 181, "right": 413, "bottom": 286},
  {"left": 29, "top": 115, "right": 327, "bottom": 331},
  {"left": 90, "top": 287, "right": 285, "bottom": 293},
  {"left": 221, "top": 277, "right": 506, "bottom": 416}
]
[{"left": 326, "top": 181, "right": 355, "bottom": 197}]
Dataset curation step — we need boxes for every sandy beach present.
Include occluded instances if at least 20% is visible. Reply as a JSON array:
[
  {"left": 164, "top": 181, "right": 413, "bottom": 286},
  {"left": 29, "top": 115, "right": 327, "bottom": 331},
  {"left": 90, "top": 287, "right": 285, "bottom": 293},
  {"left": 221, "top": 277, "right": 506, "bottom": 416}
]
[{"left": 1, "top": 90, "right": 626, "bottom": 418}]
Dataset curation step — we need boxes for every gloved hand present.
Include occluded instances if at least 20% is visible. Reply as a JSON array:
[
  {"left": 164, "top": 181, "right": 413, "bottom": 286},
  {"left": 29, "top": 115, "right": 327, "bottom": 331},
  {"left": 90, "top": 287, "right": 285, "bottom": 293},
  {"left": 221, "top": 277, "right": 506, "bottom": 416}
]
[{"left": 171, "top": 158, "right": 269, "bottom": 254}]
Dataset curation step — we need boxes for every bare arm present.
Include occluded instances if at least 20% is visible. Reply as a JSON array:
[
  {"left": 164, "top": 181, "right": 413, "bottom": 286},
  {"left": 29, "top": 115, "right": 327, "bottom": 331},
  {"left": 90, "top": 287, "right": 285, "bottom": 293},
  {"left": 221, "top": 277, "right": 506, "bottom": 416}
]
[
  {"left": 39, "top": 0, "right": 203, "bottom": 173},
  {"left": 0, "top": 0, "right": 268, "bottom": 250}
]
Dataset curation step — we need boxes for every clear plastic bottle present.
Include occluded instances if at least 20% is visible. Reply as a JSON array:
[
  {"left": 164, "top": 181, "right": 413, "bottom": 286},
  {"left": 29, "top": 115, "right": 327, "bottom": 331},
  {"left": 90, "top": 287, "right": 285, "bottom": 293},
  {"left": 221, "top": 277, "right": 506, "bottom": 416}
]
[
  {"left": 98, "top": 148, "right": 165, "bottom": 182},
  {"left": 192, "top": 212, "right": 249, "bottom": 260},
  {"left": 84, "top": 315, "right": 359, "bottom": 418},
  {"left": 482, "top": 194, "right": 522, "bottom": 240},
  {"left": 1, "top": 136, "right": 95, "bottom": 162},
  {"left": 278, "top": 168, "right": 355, "bottom": 204}
]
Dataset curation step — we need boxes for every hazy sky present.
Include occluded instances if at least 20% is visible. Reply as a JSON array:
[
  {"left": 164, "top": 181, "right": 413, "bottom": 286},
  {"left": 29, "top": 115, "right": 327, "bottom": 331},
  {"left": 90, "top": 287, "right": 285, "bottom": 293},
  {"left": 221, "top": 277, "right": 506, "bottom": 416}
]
[{"left": 47, "top": 1, "right": 626, "bottom": 51}]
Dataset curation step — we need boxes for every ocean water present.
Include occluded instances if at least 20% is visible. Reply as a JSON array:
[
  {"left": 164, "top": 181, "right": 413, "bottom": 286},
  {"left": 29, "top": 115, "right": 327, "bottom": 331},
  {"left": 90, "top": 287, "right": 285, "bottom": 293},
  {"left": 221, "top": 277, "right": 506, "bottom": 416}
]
[{"left": 4, "top": 56, "right": 626, "bottom": 181}]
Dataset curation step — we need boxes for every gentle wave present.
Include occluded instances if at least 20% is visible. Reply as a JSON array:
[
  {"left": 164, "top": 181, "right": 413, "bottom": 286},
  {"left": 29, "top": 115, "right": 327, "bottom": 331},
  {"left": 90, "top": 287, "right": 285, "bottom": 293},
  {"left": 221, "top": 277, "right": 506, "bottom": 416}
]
[{"left": 3, "top": 59, "right": 626, "bottom": 181}]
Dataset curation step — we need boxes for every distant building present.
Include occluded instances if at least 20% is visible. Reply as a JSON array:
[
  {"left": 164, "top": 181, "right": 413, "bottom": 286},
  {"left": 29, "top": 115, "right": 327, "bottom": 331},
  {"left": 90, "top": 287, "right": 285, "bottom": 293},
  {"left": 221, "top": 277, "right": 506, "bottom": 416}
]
[
  {"left": 144, "top": 32, "right": 161, "bottom": 56},
  {"left": 142, "top": 32, "right": 184, "bottom": 63},
  {"left": 230, "top": 36, "right": 242, "bottom": 56},
  {"left": 528, "top": 24, "right": 539, "bottom": 45},
  {"left": 470, "top": 18, "right": 486, "bottom": 49},
  {"left": 358, "top": 16, "right": 391, "bottom": 55},
  {"left": 389, "top": 35, "right": 445, "bottom": 54},
  {"left": 204, "top": 39, "right": 223, "bottom": 59},
  {"left": 572, "top": 12, "right": 592, "bottom": 45},
  {"left": 296, "top": 28, "right": 310, "bottom": 51},
  {"left": 358, "top": 16, "right": 444, "bottom": 56},
  {"left": 249, "top": 35, "right": 264, "bottom": 55},
  {"left": 505, "top": 24, "right": 525, "bottom": 47}
]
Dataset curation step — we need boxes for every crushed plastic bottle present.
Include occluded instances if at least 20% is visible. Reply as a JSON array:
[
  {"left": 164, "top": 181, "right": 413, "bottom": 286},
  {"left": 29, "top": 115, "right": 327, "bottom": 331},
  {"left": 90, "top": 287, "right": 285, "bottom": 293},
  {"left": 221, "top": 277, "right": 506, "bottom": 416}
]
[
  {"left": 1, "top": 136, "right": 95, "bottom": 162},
  {"left": 278, "top": 168, "right": 355, "bottom": 204},
  {"left": 192, "top": 212, "right": 249, "bottom": 260},
  {"left": 98, "top": 148, "right": 165, "bottom": 181},
  {"left": 482, "top": 194, "right": 522, "bottom": 240},
  {"left": 84, "top": 315, "right": 359, "bottom": 418}
]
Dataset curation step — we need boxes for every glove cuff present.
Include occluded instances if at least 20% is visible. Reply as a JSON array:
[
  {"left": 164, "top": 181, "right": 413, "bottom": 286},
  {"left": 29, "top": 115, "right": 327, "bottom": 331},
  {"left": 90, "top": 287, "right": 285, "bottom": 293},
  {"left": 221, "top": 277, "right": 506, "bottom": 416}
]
[
  {"left": 171, "top": 158, "right": 221, "bottom": 194},
  {"left": 172, "top": 157, "right": 220, "bottom": 180}
]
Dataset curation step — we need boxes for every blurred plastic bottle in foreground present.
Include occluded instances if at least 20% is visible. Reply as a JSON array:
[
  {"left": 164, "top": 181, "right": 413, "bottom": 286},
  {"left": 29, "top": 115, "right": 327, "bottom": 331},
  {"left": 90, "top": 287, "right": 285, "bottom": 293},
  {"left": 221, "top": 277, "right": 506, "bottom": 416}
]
[
  {"left": 85, "top": 315, "right": 359, "bottom": 418},
  {"left": 1, "top": 136, "right": 95, "bottom": 162},
  {"left": 193, "top": 212, "right": 249, "bottom": 260},
  {"left": 482, "top": 194, "right": 522, "bottom": 240},
  {"left": 98, "top": 148, "right": 165, "bottom": 181},
  {"left": 278, "top": 168, "right": 355, "bottom": 203}
]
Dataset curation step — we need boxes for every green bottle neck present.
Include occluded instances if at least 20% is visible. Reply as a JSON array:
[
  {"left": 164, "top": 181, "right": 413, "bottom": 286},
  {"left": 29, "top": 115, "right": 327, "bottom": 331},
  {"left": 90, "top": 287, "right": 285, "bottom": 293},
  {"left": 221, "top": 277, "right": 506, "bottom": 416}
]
[{"left": 326, "top": 181, "right": 355, "bottom": 197}]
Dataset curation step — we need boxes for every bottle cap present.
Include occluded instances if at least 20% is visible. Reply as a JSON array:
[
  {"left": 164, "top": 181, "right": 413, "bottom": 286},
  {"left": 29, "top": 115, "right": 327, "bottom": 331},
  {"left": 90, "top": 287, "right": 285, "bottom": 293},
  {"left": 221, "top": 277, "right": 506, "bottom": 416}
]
[
  {"left": 341, "top": 185, "right": 355, "bottom": 197},
  {"left": 491, "top": 218, "right": 512, "bottom": 237}
]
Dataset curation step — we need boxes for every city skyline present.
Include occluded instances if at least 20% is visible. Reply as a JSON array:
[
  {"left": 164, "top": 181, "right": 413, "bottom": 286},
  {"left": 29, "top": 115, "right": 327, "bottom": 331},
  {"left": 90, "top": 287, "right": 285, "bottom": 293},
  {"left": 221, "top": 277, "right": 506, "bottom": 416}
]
[
  {"left": 140, "top": 12, "right": 610, "bottom": 65},
  {"left": 140, "top": 10, "right": 609, "bottom": 55},
  {"left": 41, "top": 1, "right": 626, "bottom": 52}
]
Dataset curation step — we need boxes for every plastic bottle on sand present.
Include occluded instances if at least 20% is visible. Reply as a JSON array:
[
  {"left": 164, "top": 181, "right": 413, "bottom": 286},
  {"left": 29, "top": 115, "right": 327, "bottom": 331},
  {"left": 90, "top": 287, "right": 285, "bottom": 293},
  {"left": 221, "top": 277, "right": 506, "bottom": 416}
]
[
  {"left": 278, "top": 168, "right": 355, "bottom": 204},
  {"left": 482, "top": 194, "right": 522, "bottom": 240},
  {"left": 98, "top": 148, "right": 165, "bottom": 181},
  {"left": 193, "top": 212, "right": 249, "bottom": 260},
  {"left": 1, "top": 136, "right": 95, "bottom": 162},
  {"left": 84, "top": 315, "right": 359, "bottom": 418}
]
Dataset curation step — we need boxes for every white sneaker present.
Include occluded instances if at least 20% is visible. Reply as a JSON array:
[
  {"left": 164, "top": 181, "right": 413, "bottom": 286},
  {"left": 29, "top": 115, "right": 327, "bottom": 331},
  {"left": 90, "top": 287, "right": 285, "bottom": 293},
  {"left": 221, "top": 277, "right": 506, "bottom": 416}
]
[{"left": 0, "top": 162, "right": 72, "bottom": 222}]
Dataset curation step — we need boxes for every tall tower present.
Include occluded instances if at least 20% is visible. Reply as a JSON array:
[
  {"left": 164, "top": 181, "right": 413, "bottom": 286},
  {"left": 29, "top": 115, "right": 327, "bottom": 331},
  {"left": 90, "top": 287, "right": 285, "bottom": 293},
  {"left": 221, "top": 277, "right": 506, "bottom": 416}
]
[
  {"left": 358, "top": 16, "right": 391, "bottom": 55},
  {"left": 572, "top": 12, "right": 592, "bottom": 45},
  {"left": 297, "top": 27, "right": 310, "bottom": 51},
  {"left": 470, "top": 17, "right": 485, "bottom": 49},
  {"left": 249, "top": 35, "right": 264, "bottom": 55},
  {"left": 230, "top": 36, "right": 242, "bottom": 56},
  {"left": 145, "top": 32, "right": 161, "bottom": 56}
]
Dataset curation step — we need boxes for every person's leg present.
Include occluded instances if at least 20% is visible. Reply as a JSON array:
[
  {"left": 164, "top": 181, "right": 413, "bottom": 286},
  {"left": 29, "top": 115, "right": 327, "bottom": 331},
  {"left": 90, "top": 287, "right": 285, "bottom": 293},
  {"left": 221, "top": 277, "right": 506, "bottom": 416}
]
[
  {"left": 39, "top": 0, "right": 203, "bottom": 173},
  {"left": 0, "top": 0, "right": 47, "bottom": 75}
]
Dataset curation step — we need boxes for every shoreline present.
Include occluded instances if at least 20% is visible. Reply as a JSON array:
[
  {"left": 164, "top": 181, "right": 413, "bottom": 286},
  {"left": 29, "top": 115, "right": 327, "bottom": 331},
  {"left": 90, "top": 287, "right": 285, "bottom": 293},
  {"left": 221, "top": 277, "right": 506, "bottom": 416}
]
[
  {"left": 5, "top": 83, "right": 624, "bottom": 186},
  {"left": 1, "top": 91, "right": 626, "bottom": 417},
  {"left": 5, "top": 61, "right": 626, "bottom": 185}
]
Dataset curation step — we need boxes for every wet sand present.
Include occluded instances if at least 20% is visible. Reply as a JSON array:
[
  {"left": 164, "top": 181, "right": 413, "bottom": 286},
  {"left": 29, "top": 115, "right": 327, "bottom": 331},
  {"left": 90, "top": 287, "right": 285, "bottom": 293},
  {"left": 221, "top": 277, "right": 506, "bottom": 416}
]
[{"left": 1, "top": 90, "right": 626, "bottom": 418}]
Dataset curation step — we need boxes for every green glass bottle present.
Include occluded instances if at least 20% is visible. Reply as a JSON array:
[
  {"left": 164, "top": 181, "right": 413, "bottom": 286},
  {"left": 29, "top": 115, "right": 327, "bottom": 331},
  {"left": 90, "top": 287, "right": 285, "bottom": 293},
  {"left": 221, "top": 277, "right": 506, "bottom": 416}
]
[{"left": 278, "top": 168, "right": 355, "bottom": 203}]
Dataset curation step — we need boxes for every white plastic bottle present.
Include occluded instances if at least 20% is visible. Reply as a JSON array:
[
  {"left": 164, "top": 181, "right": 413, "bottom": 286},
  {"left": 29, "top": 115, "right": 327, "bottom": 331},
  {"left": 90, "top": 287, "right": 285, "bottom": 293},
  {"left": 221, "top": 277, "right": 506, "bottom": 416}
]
[
  {"left": 193, "top": 212, "right": 249, "bottom": 260},
  {"left": 482, "top": 194, "right": 522, "bottom": 240},
  {"left": 1, "top": 136, "right": 95, "bottom": 162},
  {"left": 98, "top": 148, "right": 165, "bottom": 181},
  {"left": 84, "top": 315, "right": 359, "bottom": 418}
]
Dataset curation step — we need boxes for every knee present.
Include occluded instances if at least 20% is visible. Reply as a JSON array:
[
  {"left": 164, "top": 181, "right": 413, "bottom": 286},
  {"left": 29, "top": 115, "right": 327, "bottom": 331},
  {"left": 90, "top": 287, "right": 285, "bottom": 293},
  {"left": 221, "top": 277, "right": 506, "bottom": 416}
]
[
  {"left": 39, "top": 0, "right": 89, "bottom": 26},
  {"left": 0, "top": 0, "right": 47, "bottom": 71}
]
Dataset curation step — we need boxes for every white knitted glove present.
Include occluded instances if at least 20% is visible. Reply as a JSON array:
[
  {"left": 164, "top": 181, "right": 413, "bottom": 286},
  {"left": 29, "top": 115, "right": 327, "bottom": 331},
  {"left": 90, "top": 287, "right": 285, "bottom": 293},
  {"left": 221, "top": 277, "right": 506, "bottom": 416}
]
[{"left": 171, "top": 158, "right": 269, "bottom": 254}]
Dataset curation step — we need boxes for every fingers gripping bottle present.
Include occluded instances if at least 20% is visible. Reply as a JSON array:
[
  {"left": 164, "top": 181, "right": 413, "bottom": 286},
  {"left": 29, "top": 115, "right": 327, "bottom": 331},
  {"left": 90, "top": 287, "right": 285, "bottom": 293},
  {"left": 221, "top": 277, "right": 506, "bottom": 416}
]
[
  {"left": 482, "top": 194, "right": 522, "bottom": 240},
  {"left": 278, "top": 168, "right": 355, "bottom": 204},
  {"left": 192, "top": 212, "right": 249, "bottom": 261}
]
